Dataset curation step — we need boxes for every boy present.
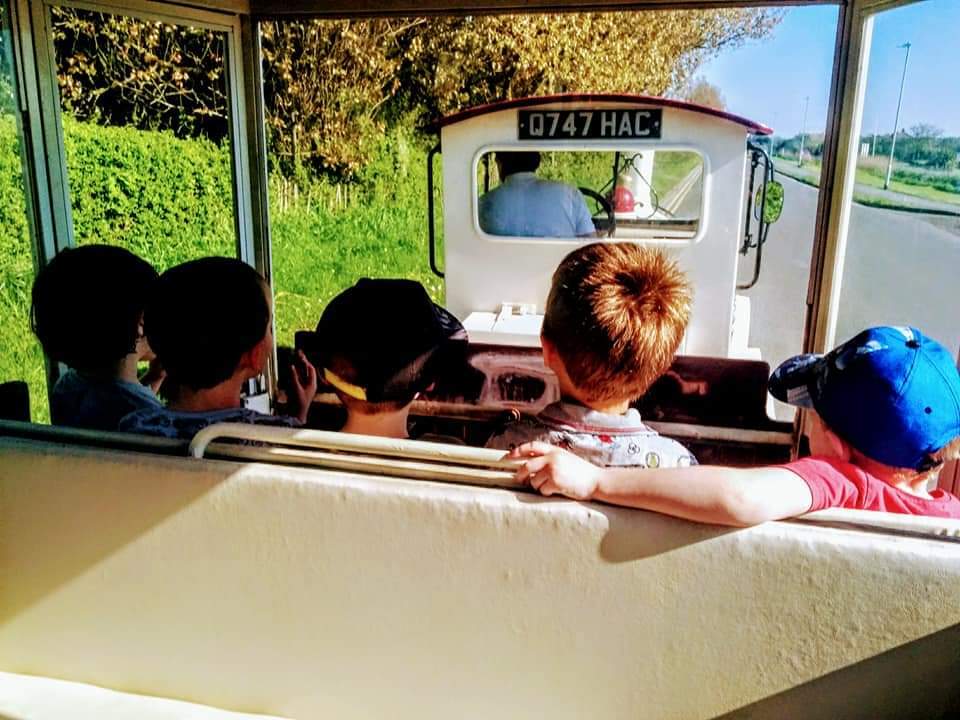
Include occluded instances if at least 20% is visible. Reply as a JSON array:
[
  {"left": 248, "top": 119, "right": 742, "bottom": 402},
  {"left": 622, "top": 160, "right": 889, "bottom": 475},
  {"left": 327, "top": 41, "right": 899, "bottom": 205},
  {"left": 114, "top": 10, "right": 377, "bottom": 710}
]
[
  {"left": 31, "top": 244, "right": 164, "bottom": 430},
  {"left": 512, "top": 326, "right": 960, "bottom": 524},
  {"left": 305, "top": 278, "right": 466, "bottom": 439},
  {"left": 487, "top": 242, "right": 697, "bottom": 468},
  {"left": 120, "top": 257, "right": 317, "bottom": 439}
]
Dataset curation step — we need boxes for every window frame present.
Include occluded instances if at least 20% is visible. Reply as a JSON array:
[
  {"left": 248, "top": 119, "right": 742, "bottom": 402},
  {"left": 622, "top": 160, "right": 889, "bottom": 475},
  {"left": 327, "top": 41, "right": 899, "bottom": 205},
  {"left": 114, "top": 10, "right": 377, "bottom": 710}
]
[{"left": 11, "top": 0, "right": 276, "bottom": 400}]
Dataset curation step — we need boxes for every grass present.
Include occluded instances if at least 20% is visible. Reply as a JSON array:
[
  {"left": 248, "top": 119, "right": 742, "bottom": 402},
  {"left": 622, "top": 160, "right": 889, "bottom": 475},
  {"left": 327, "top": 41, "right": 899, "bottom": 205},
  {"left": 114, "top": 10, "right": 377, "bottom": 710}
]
[
  {"left": 0, "top": 116, "right": 49, "bottom": 423},
  {"left": 776, "top": 155, "right": 960, "bottom": 207},
  {"left": 270, "top": 177, "right": 443, "bottom": 348},
  {"left": 652, "top": 151, "right": 701, "bottom": 197},
  {"left": 856, "top": 167, "right": 960, "bottom": 206}
]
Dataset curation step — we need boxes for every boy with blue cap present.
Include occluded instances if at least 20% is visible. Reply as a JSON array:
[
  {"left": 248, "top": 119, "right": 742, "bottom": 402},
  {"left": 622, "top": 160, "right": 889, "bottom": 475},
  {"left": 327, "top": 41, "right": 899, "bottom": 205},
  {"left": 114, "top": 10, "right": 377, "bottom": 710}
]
[{"left": 509, "top": 326, "right": 960, "bottom": 525}]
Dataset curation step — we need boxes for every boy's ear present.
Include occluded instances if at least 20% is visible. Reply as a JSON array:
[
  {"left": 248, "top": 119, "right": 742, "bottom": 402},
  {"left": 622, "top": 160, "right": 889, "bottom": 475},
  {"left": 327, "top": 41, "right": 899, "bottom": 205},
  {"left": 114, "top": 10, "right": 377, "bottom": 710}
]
[
  {"left": 823, "top": 423, "right": 852, "bottom": 461},
  {"left": 239, "top": 334, "right": 271, "bottom": 377},
  {"left": 541, "top": 336, "right": 565, "bottom": 378},
  {"left": 541, "top": 335, "right": 556, "bottom": 367}
]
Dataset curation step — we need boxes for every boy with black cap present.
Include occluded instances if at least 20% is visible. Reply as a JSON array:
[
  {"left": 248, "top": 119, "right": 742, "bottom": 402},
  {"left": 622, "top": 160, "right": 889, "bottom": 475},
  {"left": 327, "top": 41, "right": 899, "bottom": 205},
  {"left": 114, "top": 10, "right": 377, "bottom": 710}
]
[
  {"left": 509, "top": 326, "right": 960, "bottom": 525},
  {"left": 307, "top": 278, "right": 466, "bottom": 439}
]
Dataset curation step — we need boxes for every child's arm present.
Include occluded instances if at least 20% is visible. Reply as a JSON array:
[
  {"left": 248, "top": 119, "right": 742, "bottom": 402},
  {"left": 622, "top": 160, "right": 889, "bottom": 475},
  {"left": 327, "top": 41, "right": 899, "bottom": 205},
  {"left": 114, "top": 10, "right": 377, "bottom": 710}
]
[{"left": 509, "top": 441, "right": 814, "bottom": 527}]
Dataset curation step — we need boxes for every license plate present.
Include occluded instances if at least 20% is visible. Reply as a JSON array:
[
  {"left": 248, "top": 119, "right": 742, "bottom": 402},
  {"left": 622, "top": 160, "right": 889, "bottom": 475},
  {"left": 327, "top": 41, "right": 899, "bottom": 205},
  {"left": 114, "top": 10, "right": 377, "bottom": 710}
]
[{"left": 518, "top": 109, "right": 662, "bottom": 140}]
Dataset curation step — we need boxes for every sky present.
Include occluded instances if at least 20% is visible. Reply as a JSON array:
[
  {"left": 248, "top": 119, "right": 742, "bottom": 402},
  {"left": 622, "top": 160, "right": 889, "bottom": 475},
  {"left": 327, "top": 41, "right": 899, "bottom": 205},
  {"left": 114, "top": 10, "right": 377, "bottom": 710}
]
[{"left": 697, "top": 0, "right": 959, "bottom": 138}]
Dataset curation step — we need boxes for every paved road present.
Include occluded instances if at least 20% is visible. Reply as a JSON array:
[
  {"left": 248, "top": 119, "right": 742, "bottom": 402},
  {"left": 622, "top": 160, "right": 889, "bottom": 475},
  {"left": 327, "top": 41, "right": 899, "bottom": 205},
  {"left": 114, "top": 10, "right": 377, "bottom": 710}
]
[{"left": 739, "top": 175, "right": 960, "bottom": 418}]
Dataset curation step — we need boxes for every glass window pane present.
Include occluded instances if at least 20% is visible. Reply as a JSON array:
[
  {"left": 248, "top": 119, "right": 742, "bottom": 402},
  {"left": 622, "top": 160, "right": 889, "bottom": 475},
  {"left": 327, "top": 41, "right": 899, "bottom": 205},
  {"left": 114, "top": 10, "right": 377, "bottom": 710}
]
[
  {"left": 475, "top": 149, "right": 704, "bottom": 240},
  {"left": 0, "top": 4, "right": 48, "bottom": 422},
  {"left": 836, "top": 0, "right": 960, "bottom": 356},
  {"left": 262, "top": 6, "right": 837, "bottom": 415},
  {"left": 51, "top": 7, "right": 237, "bottom": 270},
  {"left": 698, "top": 4, "right": 840, "bottom": 419}
]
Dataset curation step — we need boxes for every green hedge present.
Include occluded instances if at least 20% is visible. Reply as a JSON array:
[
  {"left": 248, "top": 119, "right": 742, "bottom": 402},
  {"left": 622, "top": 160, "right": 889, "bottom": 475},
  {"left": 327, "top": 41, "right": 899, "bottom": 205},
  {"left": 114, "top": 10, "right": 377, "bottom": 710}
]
[
  {"left": 64, "top": 116, "right": 237, "bottom": 269},
  {"left": 0, "top": 115, "right": 441, "bottom": 424}
]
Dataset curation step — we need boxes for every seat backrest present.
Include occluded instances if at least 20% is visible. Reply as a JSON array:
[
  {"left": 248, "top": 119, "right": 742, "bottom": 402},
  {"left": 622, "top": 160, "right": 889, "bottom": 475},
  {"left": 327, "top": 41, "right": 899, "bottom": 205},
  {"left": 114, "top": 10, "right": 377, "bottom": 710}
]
[{"left": 2, "top": 436, "right": 960, "bottom": 719}]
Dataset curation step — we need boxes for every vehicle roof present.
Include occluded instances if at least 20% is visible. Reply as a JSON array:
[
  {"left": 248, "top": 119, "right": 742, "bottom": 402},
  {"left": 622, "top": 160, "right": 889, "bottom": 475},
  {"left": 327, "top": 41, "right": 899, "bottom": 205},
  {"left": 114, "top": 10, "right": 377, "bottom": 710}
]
[{"left": 432, "top": 93, "right": 773, "bottom": 135}]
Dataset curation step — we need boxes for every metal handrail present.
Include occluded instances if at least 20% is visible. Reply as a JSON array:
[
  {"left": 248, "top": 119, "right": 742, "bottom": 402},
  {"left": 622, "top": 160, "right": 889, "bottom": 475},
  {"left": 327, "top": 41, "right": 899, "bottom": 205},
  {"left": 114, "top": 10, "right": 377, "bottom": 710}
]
[
  {"left": 189, "top": 422, "right": 516, "bottom": 467},
  {"left": 189, "top": 423, "right": 523, "bottom": 489},
  {"left": 427, "top": 142, "right": 444, "bottom": 278}
]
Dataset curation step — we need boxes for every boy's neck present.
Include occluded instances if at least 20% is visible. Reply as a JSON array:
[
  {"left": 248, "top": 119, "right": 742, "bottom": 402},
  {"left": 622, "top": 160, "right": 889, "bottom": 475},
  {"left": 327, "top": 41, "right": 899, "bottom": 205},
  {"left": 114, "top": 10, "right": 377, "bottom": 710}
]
[
  {"left": 79, "top": 353, "right": 140, "bottom": 385},
  {"left": 547, "top": 350, "right": 631, "bottom": 416},
  {"left": 558, "top": 381, "right": 630, "bottom": 416},
  {"left": 342, "top": 406, "right": 411, "bottom": 439},
  {"left": 171, "top": 377, "right": 246, "bottom": 414},
  {"left": 852, "top": 451, "right": 934, "bottom": 499}
]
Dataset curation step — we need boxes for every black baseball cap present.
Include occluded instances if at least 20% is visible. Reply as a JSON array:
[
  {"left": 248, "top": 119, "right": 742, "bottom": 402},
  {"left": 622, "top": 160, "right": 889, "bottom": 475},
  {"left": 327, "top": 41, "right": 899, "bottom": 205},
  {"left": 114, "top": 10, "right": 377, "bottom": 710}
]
[{"left": 304, "top": 278, "right": 466, "bottom": 403}]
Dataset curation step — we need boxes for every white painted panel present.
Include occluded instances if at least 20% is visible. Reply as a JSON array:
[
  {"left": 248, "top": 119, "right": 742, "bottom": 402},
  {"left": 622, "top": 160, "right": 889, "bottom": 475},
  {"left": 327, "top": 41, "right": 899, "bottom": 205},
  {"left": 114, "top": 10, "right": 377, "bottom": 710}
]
[{"left": 441, "top": 101, "right": 750, "bottom": 357}]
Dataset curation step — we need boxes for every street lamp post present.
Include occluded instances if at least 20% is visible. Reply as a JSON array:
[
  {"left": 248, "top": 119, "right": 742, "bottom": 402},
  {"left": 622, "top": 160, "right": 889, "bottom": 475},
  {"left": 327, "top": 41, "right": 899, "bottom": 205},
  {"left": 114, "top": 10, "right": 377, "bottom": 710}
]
[
  {"left": 797, "top": 95, "right": 809, "bottom": 168},
  {"left": 884, "top": 42, "right": 911, "bottom": 190}
]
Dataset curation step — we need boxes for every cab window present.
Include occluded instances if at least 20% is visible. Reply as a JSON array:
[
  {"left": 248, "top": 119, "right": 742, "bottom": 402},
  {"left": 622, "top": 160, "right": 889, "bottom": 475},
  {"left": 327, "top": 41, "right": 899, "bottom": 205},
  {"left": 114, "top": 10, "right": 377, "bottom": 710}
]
[{"left": 475, "top": 149, "right": 704, "bottom": 241}]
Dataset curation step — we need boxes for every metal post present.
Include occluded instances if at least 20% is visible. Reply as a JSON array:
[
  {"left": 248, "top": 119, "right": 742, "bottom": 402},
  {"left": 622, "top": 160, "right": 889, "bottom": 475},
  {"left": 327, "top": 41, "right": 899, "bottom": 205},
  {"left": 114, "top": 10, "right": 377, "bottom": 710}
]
[
  {"left": 797, "top": 95, "right": 810, "bottom": 168},
  {"left": 884, "top": 42, "right": 911, "bottom": 190}
]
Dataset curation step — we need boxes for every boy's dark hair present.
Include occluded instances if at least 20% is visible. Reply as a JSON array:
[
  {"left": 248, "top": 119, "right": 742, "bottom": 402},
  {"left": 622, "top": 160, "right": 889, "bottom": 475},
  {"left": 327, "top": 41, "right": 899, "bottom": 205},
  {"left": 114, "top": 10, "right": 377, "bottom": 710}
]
[
  {"left": 541, "top": 243, "right": 692, "bottom": 403},
  {"left": 497, "top": 151, "right": 541, "bottom": 177},
  {"left": 31, "top": 244, "right": 158, "bottom": 372},
  {"left": 145, "top": 257, "right": 269, "bottom": 390}
]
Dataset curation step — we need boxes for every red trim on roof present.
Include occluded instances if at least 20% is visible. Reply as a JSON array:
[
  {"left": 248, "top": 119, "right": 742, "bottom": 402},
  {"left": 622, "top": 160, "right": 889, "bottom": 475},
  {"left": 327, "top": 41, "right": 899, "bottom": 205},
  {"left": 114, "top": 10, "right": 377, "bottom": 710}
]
[{"left": 432, "top": 93, "right": 772, "bottom": 135}]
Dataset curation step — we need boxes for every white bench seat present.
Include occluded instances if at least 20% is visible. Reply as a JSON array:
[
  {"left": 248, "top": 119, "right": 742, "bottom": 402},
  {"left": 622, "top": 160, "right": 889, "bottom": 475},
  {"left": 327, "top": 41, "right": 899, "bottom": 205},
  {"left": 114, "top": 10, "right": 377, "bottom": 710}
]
[
  {"left": 3, "top": 433, "right": 960, "bottom": 718},
  {"left": 0, "top": 671, "right": 289, "bottom": 720}
]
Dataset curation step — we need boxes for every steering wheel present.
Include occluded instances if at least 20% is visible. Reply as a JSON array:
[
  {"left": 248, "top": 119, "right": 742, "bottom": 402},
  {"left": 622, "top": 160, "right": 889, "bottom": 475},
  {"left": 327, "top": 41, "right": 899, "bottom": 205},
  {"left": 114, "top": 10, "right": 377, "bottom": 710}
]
[{"left": 579, "top": 187, "right": 616, "bottom": 237}]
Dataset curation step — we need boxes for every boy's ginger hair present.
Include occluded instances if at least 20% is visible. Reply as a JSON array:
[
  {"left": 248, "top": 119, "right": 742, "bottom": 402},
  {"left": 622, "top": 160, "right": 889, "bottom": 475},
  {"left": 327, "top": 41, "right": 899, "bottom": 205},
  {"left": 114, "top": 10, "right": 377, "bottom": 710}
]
[
  {"left": 541, "top": 243, "right": 692, "bottom": 404},
  {"left": 895, "top": 436, "right": 960, "bottom": 487}
]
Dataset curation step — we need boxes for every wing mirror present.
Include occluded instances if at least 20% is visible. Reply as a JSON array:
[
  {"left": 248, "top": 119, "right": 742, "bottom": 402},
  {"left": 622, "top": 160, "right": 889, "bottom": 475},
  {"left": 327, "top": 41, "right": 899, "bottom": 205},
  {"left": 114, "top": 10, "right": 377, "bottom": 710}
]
[{"left": 754, "top": 179, "right": 784, "bottom": 224}]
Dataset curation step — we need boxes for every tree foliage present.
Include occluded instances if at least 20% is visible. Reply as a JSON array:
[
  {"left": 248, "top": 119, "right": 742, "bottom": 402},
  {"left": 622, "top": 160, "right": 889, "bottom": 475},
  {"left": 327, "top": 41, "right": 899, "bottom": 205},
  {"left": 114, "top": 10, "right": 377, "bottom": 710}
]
[
  {"left": 51, "top": 8, "right": 782, "bottom": 180},
  {"left": 867, "top": 130, "right": 959, "bottom": 171},
  {"left": 260, "top": 19, "right": 421, "bottom": 178},
  {"left": 52, "top": 7, "right": 229, "bottom": 142},
  {"left": 397, "top": 11, "right": 777, "bottom": 120},
  {"left": 682, "top": 77, "right": 726, "bottom": 110}
]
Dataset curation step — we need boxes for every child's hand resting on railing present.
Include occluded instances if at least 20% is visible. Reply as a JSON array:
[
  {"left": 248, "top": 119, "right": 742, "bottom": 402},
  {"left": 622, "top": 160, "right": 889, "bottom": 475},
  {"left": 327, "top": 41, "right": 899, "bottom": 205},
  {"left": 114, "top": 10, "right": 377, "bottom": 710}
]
[{"left": 508, "top": 441, "right": 604, "bottom": 500}]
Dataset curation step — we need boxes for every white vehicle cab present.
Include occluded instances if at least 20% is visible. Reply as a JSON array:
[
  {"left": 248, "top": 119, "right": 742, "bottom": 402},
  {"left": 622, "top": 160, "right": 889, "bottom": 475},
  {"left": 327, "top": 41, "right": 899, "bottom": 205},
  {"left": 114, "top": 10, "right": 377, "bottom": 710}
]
[{"left": 432, "top": 94, "right": 782, "bottom": 357}]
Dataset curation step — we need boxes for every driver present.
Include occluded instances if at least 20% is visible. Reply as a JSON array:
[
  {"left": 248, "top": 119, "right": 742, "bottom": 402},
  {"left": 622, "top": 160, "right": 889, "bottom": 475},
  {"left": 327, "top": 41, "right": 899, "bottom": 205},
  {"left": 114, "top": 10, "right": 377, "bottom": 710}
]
[{"left": 479, "top": 151, "right": 596, "bottom": 238}]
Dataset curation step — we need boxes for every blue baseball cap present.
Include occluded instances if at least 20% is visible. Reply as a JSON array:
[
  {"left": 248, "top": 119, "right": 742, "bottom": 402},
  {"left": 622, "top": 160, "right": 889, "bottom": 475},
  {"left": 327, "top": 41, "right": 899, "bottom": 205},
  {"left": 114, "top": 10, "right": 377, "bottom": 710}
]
[{"left": 768, "top": 326, "right": 960, "bottom": 470}]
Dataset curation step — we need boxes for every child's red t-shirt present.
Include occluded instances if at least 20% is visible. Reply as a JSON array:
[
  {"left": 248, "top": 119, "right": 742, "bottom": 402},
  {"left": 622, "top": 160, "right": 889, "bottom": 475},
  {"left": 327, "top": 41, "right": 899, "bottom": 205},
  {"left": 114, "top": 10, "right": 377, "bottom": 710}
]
[{"left": 783, "top": 456, "right": 960, "bottom": 519}]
